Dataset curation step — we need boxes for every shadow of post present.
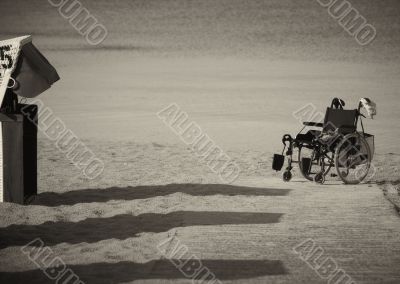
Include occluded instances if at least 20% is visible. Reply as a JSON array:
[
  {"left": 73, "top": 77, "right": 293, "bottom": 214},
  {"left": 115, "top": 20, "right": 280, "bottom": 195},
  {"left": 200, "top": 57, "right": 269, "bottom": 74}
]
[
  {"left": 33, "top": 184, "right": 291, "bottom": 207},
  {"left": 0, "top": 211, "right": 283, "bottom": 248},
  {"left": 0, "top": 259, "right": 287, "bottom": 284}
]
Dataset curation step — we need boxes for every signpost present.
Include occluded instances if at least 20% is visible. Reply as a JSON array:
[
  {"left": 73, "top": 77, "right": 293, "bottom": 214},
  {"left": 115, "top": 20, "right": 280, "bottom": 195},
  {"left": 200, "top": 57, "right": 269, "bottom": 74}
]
[{"left": 0, "top": 36, "right": 59, "bottom": 204}]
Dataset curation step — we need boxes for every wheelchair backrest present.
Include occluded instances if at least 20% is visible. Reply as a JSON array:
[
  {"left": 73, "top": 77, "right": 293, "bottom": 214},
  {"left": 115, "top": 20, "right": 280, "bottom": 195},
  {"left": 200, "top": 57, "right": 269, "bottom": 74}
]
[{"left": 323, "top": 108, "right": 358, "bottom": 133}]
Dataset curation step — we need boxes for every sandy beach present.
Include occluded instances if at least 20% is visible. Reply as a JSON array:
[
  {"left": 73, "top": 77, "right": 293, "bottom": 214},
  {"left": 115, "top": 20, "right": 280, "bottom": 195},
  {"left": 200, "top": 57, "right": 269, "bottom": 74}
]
[{"left": 0, "top": 0, "right": 400, "bottom": 283}]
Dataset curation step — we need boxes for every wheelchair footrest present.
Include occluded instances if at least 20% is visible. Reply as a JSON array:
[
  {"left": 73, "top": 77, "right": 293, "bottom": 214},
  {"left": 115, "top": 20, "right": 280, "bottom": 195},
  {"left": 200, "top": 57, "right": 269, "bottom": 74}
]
[{"left": 272, "top": 154, "right": 285, "bottom": 171}]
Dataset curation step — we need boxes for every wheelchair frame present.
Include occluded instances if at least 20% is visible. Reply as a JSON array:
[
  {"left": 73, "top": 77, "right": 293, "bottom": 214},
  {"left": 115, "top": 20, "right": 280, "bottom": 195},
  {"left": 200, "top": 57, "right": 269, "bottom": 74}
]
[{"left": 273, "top": 98, "right": 374, "bottom": 184}]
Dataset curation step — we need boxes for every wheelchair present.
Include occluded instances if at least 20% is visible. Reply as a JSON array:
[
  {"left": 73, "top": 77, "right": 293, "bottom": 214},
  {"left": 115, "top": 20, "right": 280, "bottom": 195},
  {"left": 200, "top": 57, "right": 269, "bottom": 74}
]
[{"left": 272, "top": 98, "right": 376, "bottom": 184}]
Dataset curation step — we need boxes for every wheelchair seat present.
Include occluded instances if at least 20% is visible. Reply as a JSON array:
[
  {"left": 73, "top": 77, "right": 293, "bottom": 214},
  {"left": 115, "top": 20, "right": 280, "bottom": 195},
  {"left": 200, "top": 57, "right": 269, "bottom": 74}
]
[{"left": 296, "top": 130, "right": 321, "bottom": 143}]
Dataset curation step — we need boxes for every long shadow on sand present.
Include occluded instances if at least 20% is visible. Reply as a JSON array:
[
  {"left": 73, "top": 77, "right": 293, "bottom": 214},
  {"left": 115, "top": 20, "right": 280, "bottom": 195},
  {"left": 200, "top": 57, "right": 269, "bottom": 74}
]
[
  {"left": 0, "top": 211, "right": 283, "bottom": 249},
  {"left": 0, "top": 259, "right": 286, "bottom": 283},
  {"left": 33, "top": 184, "right": 291, "bottom": 207}
]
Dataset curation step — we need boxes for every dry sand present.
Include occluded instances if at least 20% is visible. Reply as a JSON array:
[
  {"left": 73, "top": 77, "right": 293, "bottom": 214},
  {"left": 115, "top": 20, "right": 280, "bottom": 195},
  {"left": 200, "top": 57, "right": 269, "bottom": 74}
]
[
  {"left": 0, "top": 139, "right": 399, "bottom": 283},
  {"left": 0, "top": 0, "right": 400, "bottom": 283}
]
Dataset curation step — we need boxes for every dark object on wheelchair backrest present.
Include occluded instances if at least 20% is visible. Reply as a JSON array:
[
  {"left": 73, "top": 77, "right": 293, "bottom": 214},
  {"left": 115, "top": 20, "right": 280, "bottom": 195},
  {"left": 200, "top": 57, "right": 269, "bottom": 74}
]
[
  {"left": 331, "top": 98, "right": 345, "bottom": 109},
  {"left": 323, "top": 108, "right": 358, "bottom": 133},
  {"left": 272, "top": 154, "right": 285, "bottom": 171}
]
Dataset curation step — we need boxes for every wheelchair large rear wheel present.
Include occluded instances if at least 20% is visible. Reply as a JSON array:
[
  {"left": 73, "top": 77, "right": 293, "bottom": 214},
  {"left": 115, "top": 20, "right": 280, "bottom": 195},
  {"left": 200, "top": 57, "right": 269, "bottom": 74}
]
[
  {"left": 334, "top": 133, "right": 372, "bottom": 184},
  {"left": 298, "top": 146, "right": 332, "bottom": 181}
]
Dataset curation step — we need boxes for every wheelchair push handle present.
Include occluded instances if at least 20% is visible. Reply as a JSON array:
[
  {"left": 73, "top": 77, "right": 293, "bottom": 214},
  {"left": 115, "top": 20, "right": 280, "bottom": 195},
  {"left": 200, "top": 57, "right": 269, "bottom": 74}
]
[{"left": 331, "top": 98, "right": 345, "bottom": 109}]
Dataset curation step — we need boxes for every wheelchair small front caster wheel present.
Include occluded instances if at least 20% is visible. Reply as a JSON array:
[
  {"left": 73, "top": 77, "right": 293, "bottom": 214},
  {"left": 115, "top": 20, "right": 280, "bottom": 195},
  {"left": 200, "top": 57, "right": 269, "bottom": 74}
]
[
  {"left": 283, "top": 171, "right": 292, "bottom": 182},
  {"left": 314, "top": 172, "right": 325, "bottom": 184}
]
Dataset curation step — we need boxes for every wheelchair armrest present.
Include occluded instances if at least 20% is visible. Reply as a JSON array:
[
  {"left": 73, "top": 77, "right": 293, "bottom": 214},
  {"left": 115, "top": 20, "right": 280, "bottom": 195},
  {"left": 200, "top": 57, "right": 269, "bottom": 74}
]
[{"left": 303, "top": 121, "right": 323, "bottom": 127}]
